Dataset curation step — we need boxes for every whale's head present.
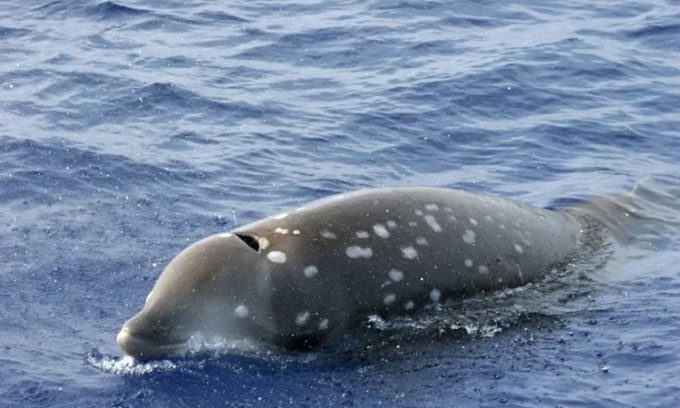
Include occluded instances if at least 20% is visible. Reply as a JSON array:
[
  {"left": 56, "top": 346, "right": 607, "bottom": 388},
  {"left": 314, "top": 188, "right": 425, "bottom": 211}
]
[{"left": 117, "top": 233, "right": 267, "bottom": 358}]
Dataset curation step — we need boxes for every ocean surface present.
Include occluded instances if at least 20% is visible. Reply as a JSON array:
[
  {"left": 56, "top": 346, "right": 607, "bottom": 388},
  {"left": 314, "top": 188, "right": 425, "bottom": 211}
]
[{"left": 2, "top": 0, "right": 680, "bottom": 406}]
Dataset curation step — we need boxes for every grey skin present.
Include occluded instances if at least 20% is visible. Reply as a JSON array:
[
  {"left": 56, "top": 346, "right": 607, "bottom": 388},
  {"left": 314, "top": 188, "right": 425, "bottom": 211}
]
[{"left": 118, "top": 187, "right": 592, "bottom": 358}]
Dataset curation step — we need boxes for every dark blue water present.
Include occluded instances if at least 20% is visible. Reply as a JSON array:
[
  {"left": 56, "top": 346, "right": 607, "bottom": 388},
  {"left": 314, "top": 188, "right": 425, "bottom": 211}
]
[{"left": 2, "top": 0, "right": 680, "bottom": 406}]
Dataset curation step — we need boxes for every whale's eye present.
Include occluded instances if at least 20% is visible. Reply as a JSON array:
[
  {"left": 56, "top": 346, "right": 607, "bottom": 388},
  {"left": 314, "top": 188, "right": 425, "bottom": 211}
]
[{"left": 235, "top": 233, "right": 260, "bottom": 252}]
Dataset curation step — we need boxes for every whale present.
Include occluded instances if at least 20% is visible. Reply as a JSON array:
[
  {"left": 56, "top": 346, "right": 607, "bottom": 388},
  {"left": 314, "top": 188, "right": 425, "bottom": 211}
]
[{"left": 117, "top": 187, "right": 612, "bottom": 358}]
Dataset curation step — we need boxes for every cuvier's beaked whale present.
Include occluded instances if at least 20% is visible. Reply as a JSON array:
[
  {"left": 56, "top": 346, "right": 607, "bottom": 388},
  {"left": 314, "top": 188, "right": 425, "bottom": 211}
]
[{"left": 117, "top": 187, "right": 614, "bottom": 358}]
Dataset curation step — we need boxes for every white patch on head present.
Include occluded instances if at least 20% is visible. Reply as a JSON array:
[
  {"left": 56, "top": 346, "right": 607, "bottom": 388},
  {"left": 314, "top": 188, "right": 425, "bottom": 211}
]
[
  {"left": 383, "top": 293, "right": 396, "bottom": 305},
  {"left": 303, "top": 265, "right": 319, "bottom": 278},
  {"left": 275, "top": 227, "right": 289, "bottom": 234},
  {"left": 415, "top": 209, "right": 424, "bottom": 216},
  {"left": 469, "top": 218, "right": 478, "bottom": 226},
  {"left": 478, "top": 265, "right": 489, "bottom": 274},
  {"left": 373, "top": 224, "right": 390, "bottom": 238},
  {"left": 266, "top": 251, "right": 287, "bottom": 263},
  {"left": 430, "top": 289, "right": 441, "bottom": 302},
  {"left": 258, "top": 237, "right": 270, "bottom": 250},
  {"left": 464, "top": 258, "right": 473, "bottom": 268},
  {"left": 293, "top": 229, "right": 301, "bottom": 235},
  {"left": 386, "top": 220, "right": 397, "bottom": 229},
  {"left": 318, "top": 318, "right": 329, "bottom": 330},
  {"left": 408, "top": 221, "right": 418, "bottom": 227},
  {"left": 234, "top": 304, "right": 249, "bottom": 319},
  {"left": 404, "top": 300, "right": 415, "bottom": 310},
  {"left": 388, "top": 269, "right": 404, "bottom": 282},
  {"left": 217, "top": 232, "right": 233, "bottom": 238},
  {"left": 320, "top": 230, "right": 337, "bottom": 239},
  {"left": 514, "top": 244, "right": 524, "bottom": 254},
  {"left": 346, "top": 246, "right": 373, "bottom": 258},
  {"left": 423, "top": 215, "right": 442, "bottom": 232},
  {"left": 274, "top": 213, "right": 288, "bottom": 220},
  {"left": 462, "top": 229, "right": 476, "bottom": 244},
  {"left": 416, "top": 237, "right": 428, "bottom": 246},
  {"left": 295, "top": 311, "right": 310, "bottom": 326},
  {"left": 425, "top": 204, "right": 439, "bottom": 211},
  {"left": 401, "top": 246, "right": 418, "bottom": 259},
  {"left": 356, "top": 231, "right": 370, "bottom": 239}
]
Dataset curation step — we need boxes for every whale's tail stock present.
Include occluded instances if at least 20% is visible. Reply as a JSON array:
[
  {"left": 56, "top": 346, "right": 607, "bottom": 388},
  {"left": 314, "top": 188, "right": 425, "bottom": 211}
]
[{"left": 566, "top": 175, "right": 680, "bottom": 249}]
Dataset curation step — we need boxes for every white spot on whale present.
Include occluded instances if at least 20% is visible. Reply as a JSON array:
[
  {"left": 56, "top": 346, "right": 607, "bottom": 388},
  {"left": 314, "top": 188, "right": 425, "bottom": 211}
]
[
  {"left": 430, "top": 289, "right": 441, "bottom": 302},
  {"left": 234, "top": 304, "right": 249, "bottom": 319},
  {"left": 424, "top": 215, "right": 442, "bottom": 232},
  {"left": 275, "top": 227, "right": 289, "bottom": 234},
  {"left": 404, "top": 300, "right": 415, "bottom": 310},
  {"left": 295, "top": 311, "right": 310, "bottom": 326},
  {"left": 356, "top": 231, "right": 370, "bottom": 239},
  {"left": 373, "top": 224, "right": 390, "bottom": 238},
  {"left": 478, "top": 265, "right": 489, "bottom": 274},
  {"left": 416, "top": 237, "right": 428, "bottom": 246},
  {"left": 425, "top": 204, "right": 439, "bottom": 211},
  {"left": 401, "top": 246, "right": 418, "bottom": 259},
  {"left": 500, "top": 224, "right": 506, "bottom": 230},
  {"left": 303, "top": 265, "right": 319, "bottom": 278},
  {"left": 319, "top": 318, "right": 329, "bottom": 330},
  {"left": 447, "top": 215, "right": 459, "bottom": 223},
  {"left": 346, "top": 246, "right": 373, "bottom": 258},
  {"left": 386, "top": 220, "right": 397, "bottom": 229},
  {"left": 293, "top": 229, "right": 300, "bottom": 235},
  {"left": 485, "top": 216, "right": 494, "bottom": 222},
  {"left": 462, "top": 229, "right": 476, "bottom": 244},
  {"left": 464, "top": 258, "right": 473, "bottom": 268},
  {"left": 267, "top": 251, "right": 287, "bottom": 263},
  {"left": 388, "top": 269, "right": 404, "bottom": 282},
  {"left": 415, "top": 209, "right": 424, "bottom": 216},
  {"left": 320, "top": 230, "right": 337, "bottom": 239},
  {"left": 514, "top": 244, "right": 524, "bottom": 254},
  {"left": 408, "top": 221, "right": 418, "bottom": 227},
  {"left": 383, "top": 293, "right": 396, "bottom": 305},
  {"left": 258, "top": 237, "right": 270, "bottom": 250},
  {"left": 274, "top": 213, "right": 288, "bottom": 220},
  {"left": 469, "top": 218, "right": 478, "bottom": 226}
]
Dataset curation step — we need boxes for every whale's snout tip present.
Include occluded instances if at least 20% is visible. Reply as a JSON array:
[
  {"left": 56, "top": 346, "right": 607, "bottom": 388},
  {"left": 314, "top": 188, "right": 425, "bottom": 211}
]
[{"left": 117, "top": 323, "right": 187, "bottom": 359}]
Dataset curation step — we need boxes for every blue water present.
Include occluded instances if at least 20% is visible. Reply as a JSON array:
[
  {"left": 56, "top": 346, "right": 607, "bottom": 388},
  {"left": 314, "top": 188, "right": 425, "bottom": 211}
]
[{"left": 2, "top": 0, "right": 680, "bottom": 406}]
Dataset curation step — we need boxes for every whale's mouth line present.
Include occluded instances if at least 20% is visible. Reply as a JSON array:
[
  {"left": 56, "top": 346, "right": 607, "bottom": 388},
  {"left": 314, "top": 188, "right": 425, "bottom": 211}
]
[{"left": 117, "top": 328, "right": 189, "bottom": 359}]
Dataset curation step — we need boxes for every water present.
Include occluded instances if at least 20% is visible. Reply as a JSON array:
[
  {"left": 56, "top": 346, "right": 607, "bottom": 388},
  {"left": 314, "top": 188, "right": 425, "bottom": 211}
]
[{"left": 2, "top": 0, "right": 680, "bottom": 406}]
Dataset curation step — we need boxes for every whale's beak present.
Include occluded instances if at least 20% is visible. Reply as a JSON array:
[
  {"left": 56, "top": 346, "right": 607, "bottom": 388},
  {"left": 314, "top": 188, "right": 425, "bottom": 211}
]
[{"left": 117, "top": 323, "right": 187, "bottom": 359}]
